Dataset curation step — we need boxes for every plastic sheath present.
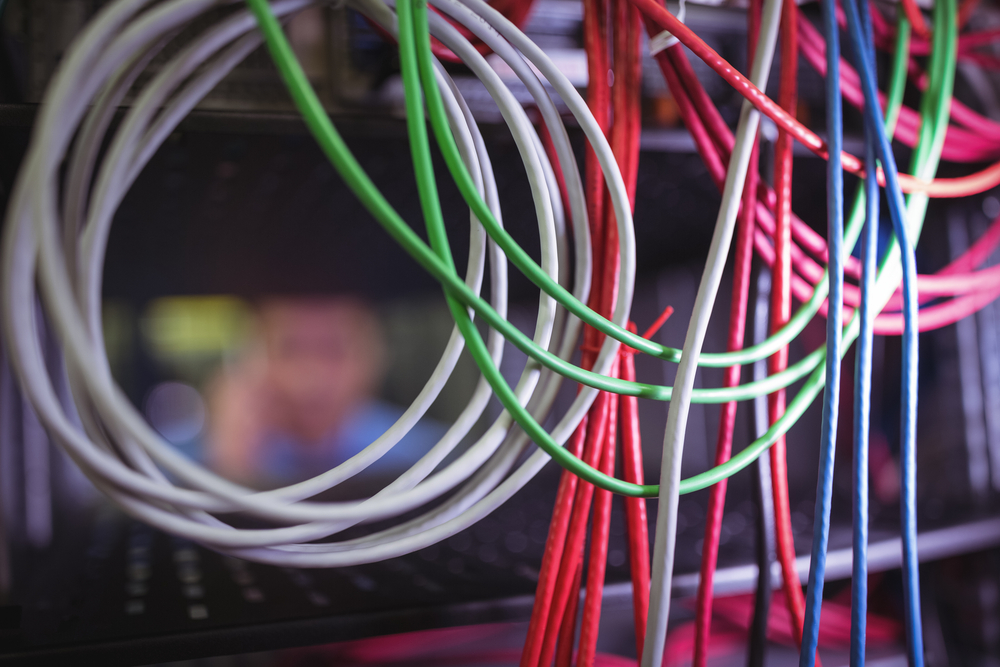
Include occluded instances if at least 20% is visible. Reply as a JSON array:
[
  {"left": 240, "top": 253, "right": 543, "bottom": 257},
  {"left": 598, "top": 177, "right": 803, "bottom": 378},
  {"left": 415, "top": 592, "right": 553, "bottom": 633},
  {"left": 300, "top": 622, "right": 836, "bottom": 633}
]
[
  {"left": 768, "top": 0, "right": 808, "bottom": 650},
  {"left": 578, "top": 370, "right": 620, "bottom": 666},
  {"left": 538, "top": 391, "right": 612, "bottom": 666},
  {"left": 520, "top": 419, "right": 588, "bottom": 667},
  {"left": 900, "top": 0, "right": 930, "bottom": 39},
  {"left": 583, "top": 0, "right": 610, "bottom": 245},
  {"left": 692, "top": 13, "right": 762, "bottom": 660},
  {"left": 798, "top": 0, "right": 846, "bottom": 661},
  {"left": 749, "top": 269, "right": 777, "bottom": 667},
  {"left": 577, "top": 6, "right": 643, "bottom": 658},
  {"left": 620, "top": 332, "right": 650, "bottom": 658},
  {"left": 630, "top": 0, "right": 998, "bottom": 197},
  {"left": 521, "top": 0, "right": 614, "bottom": 638},
  {"left": 555, "top": 563, "right": 582, "bottom": 667},
  {"left": 524, "top": 0, "right": 625, "bottom": 649},
  {"left": 852, "top": 5, "right": 878, "bottom": 662}
]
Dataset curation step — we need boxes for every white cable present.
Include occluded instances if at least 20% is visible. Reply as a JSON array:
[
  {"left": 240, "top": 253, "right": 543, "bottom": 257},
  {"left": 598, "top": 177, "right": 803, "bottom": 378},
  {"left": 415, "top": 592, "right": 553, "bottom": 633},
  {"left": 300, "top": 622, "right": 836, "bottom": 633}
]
[
  {"left": 11, "top": 0, "right": 536, "bottom": 536},
  {"left": 0, "top": 0, "right": 640, "bottom": 565},
  {"left": 640, "top": 0, "right": 784, "bottom": 663}
]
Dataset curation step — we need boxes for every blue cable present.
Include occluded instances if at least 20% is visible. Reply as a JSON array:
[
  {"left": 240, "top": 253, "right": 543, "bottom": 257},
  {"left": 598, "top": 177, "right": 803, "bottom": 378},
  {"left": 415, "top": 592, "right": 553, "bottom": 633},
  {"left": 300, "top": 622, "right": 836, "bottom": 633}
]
[
  {"left": 849, "top": 0, "right": 879, "bottom": 662},
  {"left": 841, "top": 0, "right": 924, "bottom": 664},
  {"left": 798, "top": 0, "right": 844, "bottom": 663}
]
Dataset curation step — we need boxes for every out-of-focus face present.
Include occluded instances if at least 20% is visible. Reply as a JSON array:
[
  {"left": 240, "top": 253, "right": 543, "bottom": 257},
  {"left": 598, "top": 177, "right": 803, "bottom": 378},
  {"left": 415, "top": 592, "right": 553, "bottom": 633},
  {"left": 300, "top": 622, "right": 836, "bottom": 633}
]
[{"left": 259, "top": 298, "right": 384, "bottom": 443}]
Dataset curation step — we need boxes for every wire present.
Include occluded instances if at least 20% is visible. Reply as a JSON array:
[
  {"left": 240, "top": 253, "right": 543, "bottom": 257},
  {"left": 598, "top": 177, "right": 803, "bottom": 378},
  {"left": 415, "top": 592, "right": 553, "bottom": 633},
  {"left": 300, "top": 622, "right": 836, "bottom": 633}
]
[
  {"left": 520, "top": 418, "right": 588, "bottom": 667},
  {"left": 900, "top": 0, "right": 930, "bottom": 42},
  {"left": 579, "top": 369, "right": 620, "bottom": 666},
  {"left": 538, "top": 392, "right": 613, "bottom": 665},
  {"left": 749, "top": 268, "right": 777, "bottom": 667},
  {"left": 648, "top": 0, "right": 950, "bottom": 498},
  {"left": 799, "top": 0, "right": 846, "bottom": 660},
  {"left": 0, "top": 15, "right": 992, "bottom": 667},
  {"left": 850, "top": 0, "right": 881, "bottom": 662},
  {"left": 631, "top": 0, "right": 998, "bottom": 199},
  {"left": 841, "top": 0, "right": 956, "bottom": 662},
  {"left": 620, "top": 325, "right": 651, "bottom": 658},
  {"left": 768, "top": 0, "right": 807, "bottom": 651},
  {"left": 642, "top": 0, "right": 784, "bottom": 661}
]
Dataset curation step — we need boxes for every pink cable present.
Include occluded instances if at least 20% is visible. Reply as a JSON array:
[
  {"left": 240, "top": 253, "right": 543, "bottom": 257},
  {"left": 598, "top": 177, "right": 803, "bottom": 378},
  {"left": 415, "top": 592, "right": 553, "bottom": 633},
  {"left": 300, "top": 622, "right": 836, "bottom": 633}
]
[
  {"left": 799, "top": 12, "right": 1000, "bottom": 164},
  {"left": 875, "top": 281, "right": 1000, "bottom": 333}
]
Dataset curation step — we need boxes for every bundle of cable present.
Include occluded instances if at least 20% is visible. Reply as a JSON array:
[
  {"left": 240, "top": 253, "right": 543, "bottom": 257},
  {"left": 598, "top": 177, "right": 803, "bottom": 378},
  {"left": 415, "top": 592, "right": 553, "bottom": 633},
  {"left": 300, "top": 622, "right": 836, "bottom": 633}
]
[{"left": 4, "top": 0, "right": 1000, "bottom": 666}]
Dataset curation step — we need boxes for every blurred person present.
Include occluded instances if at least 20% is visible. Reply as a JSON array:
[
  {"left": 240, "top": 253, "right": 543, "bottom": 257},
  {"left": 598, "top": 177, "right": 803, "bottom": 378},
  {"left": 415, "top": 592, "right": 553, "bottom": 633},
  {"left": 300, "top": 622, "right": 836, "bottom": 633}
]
[{"left": 206, "top": 296, "right": 442, "bottom": 490}]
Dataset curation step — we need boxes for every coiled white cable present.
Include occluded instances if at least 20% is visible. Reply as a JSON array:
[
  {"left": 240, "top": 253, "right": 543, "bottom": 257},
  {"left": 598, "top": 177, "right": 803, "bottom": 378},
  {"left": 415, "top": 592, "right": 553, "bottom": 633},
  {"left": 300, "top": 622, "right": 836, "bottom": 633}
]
[{"left": 0, "top": 0, "right": 639, "bottom": 565}]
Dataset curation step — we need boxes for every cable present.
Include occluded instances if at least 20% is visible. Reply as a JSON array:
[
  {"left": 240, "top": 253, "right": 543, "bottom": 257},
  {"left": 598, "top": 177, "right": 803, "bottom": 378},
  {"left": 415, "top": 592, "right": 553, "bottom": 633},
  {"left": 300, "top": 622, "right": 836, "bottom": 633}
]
[
  {"left": 649, "top": 0, "right": 952, "bottom": 498},
  {"left": 642, "top": 0, "right": 783, "bottom": 661},
  {"left": 0, "top": 0, "right": 861, "bottom": 590},
  {"left": 631, "top": 0, "right": 999, "bottom": 199},
  {"left": 840, "top": 0, "right": 956, "bottom": 663},
  {"left": 768, "top": 0, "right": 807, "bottom": 650},
  {"left": 579, "top": 368, "right": 620, "bottom": 667},
  {"left": 621, "top": 324, "right": 652, "bottom": 659},
  {"left": 799, "top": 0, "right": 847, "bottom": 660},
  {"left": 900, "top": 0, "right": 930, "bottom": 40},
  {"left": 0, "top": 17, "right": 989, "bottom": 667},
  {"left": 748, "top": 268, "right": 776, "bottom": 667},
  {"left": 850, "top": 0, "right": 881, "bottom": 662}
]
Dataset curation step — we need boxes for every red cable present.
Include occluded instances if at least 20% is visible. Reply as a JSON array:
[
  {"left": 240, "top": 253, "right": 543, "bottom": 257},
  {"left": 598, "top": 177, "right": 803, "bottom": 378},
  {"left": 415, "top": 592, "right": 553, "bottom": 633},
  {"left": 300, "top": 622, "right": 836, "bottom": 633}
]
[
  {"left": 620, "top": 323, "right": 654, "bottom": 658},
  {"left": 765, "top": 0, "right": 808, "bottom": 644},
  {"left": 630, "top": 0, "right": 1000, "bottom": 198},
  {"left": 959, "top": 0, "right": 980, "bottom": 28},
  {"left": 555, "top": 562, "right": 583, "bottom": 667},
  {"left": 899, "top": 0, "right": 931, "bottom": 40},
  {"left": 578, "top": 359, "right": 621, "bottom": 667},
  {"left": 653, "top": 15, "right": 1000, "bottom": 334},
  {"left": 770, "top": 439, "right": 806, "bottom": 647},
  {"left": 661, "top": 39, "right": 866, "bottom": 282},
  {"left": 520, "top": 0, "right": 613, "bottom": 654},
  {"left": 519, "top": 418, "right": 589, "bottom": 667},
  {"left": 584, "top": 0, "right": 611, "bottom": 240},
  {"left": 574, "top": 5, "right": 643, "bottom": 660},
  {"left": 537, "top": 392, "right": 613, "bottom": 666}
]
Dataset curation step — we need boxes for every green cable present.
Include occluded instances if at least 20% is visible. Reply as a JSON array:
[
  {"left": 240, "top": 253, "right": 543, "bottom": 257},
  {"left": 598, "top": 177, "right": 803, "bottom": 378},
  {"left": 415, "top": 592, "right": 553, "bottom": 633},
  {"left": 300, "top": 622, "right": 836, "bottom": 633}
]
[
  {"left": 245, "top": 0, "right": 655, "bottom": 496},
  {"left": 243, "top": 0, "right": 830, "bottom": 405},
  {"left": 397, "top": 0, "right": 661, "bottom": 496},
  {"left": 247, "top": 0, "right": 950, "bottom": 496},
  {"left": 394, "top": 0, "right": 910, "bottom": 371},
  {"left": 682, "top": 1, "right": 956, "bottom": 494},
  {"left": 401, "top": 0, "right": 940, "bottom": 498},
  {"left": 249, "top": 0, "right": 835, "bottom": 373}
]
